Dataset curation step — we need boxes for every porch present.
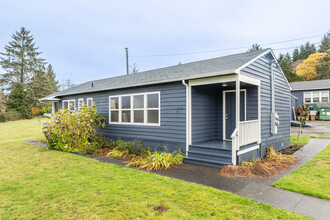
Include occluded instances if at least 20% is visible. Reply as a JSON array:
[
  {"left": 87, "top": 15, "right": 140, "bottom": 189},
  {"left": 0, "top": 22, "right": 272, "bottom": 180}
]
[{"left": 184, "top": 74, "right": 261, "bottom": 167}]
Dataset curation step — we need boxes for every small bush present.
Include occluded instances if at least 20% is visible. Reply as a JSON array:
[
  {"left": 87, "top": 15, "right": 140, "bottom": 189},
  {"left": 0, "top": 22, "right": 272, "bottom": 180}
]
[
  {"left": 0, "top": 110, "right": 24, "bottom": 122},
  {"left": 43, "top": 104, "right": 105, "bottom": 152},
  {"left": 107, "top": 148, "right": 131, "bottom": 159},
  {"left": 127, "top": 150, "right": 184, "bottom": 171},
  {"left": 114, "top": 138, "right": 151, "bottom": 157}
]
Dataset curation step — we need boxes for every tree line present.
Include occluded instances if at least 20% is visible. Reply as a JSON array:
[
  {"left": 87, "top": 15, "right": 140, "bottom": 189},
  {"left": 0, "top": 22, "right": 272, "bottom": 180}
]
[
  {"left": 248, "top": 31, "right": 329, "bottom": 82},
  {"left": 0, "top": 27, "right": 74, "bottom": 121}
]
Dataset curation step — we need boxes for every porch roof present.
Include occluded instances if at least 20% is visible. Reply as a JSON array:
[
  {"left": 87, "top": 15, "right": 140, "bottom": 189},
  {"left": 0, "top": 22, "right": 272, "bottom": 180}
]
[{"left": 40, "top": 49, "right": 270, "bottom": 100}]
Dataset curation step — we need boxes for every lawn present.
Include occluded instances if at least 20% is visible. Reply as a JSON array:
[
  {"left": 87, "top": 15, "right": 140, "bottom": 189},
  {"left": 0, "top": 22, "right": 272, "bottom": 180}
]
[
  {"left": 290, "top": 135, "right": 311, "bottom": 146},
  {"left": 273, "top": 144, "right": 330, "bottom": 200},
  {"left": 0, "top": 119, "right": 307, "bottom": 219}
]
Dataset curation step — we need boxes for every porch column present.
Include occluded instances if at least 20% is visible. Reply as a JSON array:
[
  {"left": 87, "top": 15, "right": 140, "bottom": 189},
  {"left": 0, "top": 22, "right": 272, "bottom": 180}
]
[
  {"left": 51, "top": 101, "right": 55, "bottom": 114},
  {"left": 233, "top": 78, "right": 240, "bottom": 165}
]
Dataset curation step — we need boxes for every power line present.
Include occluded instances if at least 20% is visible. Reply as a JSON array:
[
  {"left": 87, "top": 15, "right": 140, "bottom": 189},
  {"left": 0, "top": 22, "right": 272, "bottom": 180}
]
[
  {"left": 130, "top": 34, "right": 323, "bottom": 58},
  {"left": 273, "top": 42, "right": 321, "bottom": 51}
]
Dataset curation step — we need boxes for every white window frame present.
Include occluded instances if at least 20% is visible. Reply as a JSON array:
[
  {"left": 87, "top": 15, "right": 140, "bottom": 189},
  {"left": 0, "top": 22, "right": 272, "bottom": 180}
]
[
  {"left": 304, "top": 91, "right": 329, "bottom": 103},
  {"left": 87, "top": 98, "right": 93, "bottom": 107},
  {"left": 109, "top": 91, "right": 160, "bottom": 126},
  {"left": 62, "top": 100, "right": 76, "bottom": 111},
  {"left": 78, "top": 98, "right": 84, "bottom": 110}
]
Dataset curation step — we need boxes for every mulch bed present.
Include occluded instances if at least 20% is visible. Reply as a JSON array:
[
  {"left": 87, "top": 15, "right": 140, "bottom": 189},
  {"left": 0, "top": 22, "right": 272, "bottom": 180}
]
[
  {"left": 220, "top": 154, "right": 298, "bottom": 178},
  {"left": 279, "top": 144, "right": 303, "bottom": 155}
]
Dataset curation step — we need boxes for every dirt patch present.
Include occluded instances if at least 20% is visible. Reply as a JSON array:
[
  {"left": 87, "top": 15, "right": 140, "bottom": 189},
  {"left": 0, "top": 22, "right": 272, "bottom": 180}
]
[
  {"left": 154, "top": 204, "right": 168, "bottom": 213},
  {"left": 97, "top": 149, "right": 111, "bottom": 156},
  {"left": 280, "top": 144, "right": 303, "bottom": 155},
  {"left": 31, "top": 139, "right": 46, "bottom": 144},
  {"left": 220, "top": 154, "right": 298, "bottom": 178}
]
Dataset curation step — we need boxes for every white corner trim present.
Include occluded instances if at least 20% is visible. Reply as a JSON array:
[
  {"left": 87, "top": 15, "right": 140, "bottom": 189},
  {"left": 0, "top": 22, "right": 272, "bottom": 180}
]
[
  {"left": 182, "top": 80, "right": 189, "bottom": 154},
  {"left": 237, "top": 145, "right": 260, "bottom": 155}
]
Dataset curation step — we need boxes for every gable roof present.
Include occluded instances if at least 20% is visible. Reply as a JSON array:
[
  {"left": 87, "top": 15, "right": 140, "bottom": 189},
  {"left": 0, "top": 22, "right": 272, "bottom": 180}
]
[
  {"left": 40, "top": 49, "right": 272, "bottom": 100},
  {"left": 290, "top": 79, "right": 330, "bottom": 91}
]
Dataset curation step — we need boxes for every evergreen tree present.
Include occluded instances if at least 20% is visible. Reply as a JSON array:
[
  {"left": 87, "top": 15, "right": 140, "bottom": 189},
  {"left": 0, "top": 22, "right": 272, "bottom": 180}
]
[
  {"left": 247, "top": 43, "right": 262, "bottom": 52},
  {"left": 27, "top": 66, "right": 59, "bottom": 106},
  {"left": 7, "top": 83, "right": 32, "bottom": 118},
  {"left": 0, "top": 27, "right": 45, "bottom": 89},
  {"left": 0, "top": 90, "right": 6, "bottom": 113},
  {"left": 316, "top": 53, "right": 330, "bottom": 79},
  {"left": 278, "top": 53, "right": 301, "bottom": 82},
  {"left": 318, "top": 31, "right": 330, "bottom": 53},
  {"left": 292, "top": 48, "right": 300, "bottom": 62},
  {"left": 130, "top": 63, "right": 139, "bottom": 74},
  {"left": 60, "top": 79, "right": 75, "bottom": 91}
]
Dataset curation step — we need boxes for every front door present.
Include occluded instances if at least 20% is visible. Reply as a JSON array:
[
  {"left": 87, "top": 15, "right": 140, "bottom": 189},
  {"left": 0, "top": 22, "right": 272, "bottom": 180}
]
[{"left": 224, "top": 91, "right": 245, "bottom": 139}]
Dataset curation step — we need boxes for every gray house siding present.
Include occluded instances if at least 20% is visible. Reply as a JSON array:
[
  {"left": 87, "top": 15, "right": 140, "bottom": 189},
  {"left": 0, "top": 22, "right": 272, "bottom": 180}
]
[
  {"left": 240, "top": 56, "right": 291, "bottom": 156},
  {"left": 58, "top": 82, "right": 186, "bottom": 152}
]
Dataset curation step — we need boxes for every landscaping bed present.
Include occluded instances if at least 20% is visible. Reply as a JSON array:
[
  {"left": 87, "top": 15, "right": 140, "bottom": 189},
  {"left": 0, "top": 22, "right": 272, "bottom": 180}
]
[{"left": 220, "top": 146, "right": 298, "bottom": 178}]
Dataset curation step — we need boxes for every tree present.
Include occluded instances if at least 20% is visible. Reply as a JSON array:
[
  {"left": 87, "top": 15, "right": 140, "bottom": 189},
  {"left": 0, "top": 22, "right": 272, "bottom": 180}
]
[
  {"left": 296, "top": 52, "right": 327, "bottom": 80},
  {"left": 316, "top": 53, "right": 330, "bottom": 79},
  {"left": 6, "top": 83, "right": 32, "bottom": 118},
  {"left": 60, "top": 79, "right": 75, "bottom": 91},
  {"left": 27, "top": 65, "right": 60, "bottom": 106},
  {"left": 0, "top": 27, "right": 45, "bottom": 89},
  {"left": 0, "top": 90, "right": 6, "bottom": 113},
  {"left": 292, "top": 42, "right": 317, "bottom": 61},
  {"left": 278, "top": 53, "right": 301, "bottom": 82},
  {"left": 130, "top": 63, "right": 139, "bottom": 74},
  {"left": 318, "top": 31, "right": 330, "bottom": 53},
  {"left": 247, "top": 43, "right": 262, "bottom": 52}
]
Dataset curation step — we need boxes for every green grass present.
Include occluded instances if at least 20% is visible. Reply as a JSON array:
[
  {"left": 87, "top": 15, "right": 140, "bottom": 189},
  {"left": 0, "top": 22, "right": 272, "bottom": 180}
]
[
  {"left": 273, "top": 144, "right": 330, "bottom": 200},
  {"left": 310, "top": 136, "right": 330, "bottom": 139},
  {"left": 290, "top": 135, "right": 311, "bottom": 146},
  {"left": 0, "top": 119, "right": 307, "bottom": 219}
]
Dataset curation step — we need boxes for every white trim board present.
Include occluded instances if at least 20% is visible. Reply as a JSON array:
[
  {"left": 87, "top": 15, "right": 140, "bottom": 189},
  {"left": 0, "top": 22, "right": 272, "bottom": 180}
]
[
  {"left": 237, "top": 145, "right": 260, "bottom": 156},
  {"left": 223, "top": 89, "right": 247, "bottom": 141}
]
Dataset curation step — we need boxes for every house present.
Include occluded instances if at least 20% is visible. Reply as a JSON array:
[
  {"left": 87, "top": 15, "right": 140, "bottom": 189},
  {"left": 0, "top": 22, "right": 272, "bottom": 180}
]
[
  {"left": 290, "top": 79, "right": 330, "bottom": 120},
  {"left": 40, "top": 49, "right": 291, "bottom": 168}
]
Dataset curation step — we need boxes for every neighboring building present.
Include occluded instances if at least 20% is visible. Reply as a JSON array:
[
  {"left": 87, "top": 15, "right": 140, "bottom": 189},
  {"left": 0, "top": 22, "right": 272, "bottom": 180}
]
[
  {"left": 290, "top": 79, "right": 330, "bottom": 119},
  {"left": 40, "top": 49, "right": 291, "bottom": 168}
]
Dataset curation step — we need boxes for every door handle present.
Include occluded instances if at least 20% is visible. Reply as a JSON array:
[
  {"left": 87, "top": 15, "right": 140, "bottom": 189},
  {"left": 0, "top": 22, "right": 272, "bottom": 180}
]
[{"left": 225, "top": 114, "right": 228, "bottom": 120}]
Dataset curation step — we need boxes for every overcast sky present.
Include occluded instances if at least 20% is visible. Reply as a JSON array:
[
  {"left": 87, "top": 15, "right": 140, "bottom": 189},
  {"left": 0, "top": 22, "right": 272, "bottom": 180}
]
[{"left": 0, "top": 0, "right": 329, "bottom": 85}]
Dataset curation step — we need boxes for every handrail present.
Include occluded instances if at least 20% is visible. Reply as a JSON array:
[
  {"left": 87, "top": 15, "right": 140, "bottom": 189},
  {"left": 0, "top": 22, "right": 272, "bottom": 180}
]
[{"left": 230, "top": 128, "right": 238, "bottom": 139}]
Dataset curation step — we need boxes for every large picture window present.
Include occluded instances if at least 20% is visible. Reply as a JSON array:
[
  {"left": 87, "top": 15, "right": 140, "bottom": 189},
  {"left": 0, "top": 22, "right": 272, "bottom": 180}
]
[
  {"left": 304, "top": 91, "right": 329, "bottom": 103},
  {"left": 62, "top": 100, "right": 75, "bottom": 111},
  {"left": 78, "top": 98, "right": 84, "bottom": 110},
  {"left": 87, "top": 98, "right": 93, "bottom": 107},
  {"left": 109, "top": 92, "right": 160, "bottom": 126}
]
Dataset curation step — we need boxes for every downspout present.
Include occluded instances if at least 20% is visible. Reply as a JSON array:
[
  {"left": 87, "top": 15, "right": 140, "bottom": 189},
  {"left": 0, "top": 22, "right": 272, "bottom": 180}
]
[{"left": 182, "top": 80, "right": 189, "bottom": 156}]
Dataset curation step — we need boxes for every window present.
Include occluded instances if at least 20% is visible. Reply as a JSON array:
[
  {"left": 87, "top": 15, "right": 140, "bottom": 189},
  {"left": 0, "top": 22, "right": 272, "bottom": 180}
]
[
  {"left": 78, "top": 98, "right": 84, "bottom": 110},
  {"left": 304, "top": 91, "right": 329, "bottom": 103},
  {"left": 62, "top": 100, "right": 75, "bottom": 111},
  {"left": 87, "top": 98, "right": 93, "bottom": 107},
  {"left": 321, "top": 91, "right": 329, "bottom": 102},
  {"left": 109, "top": 92, "right": 160, "bottom": 125}
]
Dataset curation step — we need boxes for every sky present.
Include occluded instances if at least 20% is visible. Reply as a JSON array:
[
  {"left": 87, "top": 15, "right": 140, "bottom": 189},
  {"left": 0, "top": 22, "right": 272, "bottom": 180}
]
[{"left": 0, "top": 0, "right": 329, "bottom": 85}]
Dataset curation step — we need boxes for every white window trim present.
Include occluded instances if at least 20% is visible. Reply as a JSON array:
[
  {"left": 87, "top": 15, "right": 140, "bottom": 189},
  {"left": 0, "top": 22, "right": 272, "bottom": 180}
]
[
  {"left": 62, "top": 99, "right": 76, "bottom": 112},
  {"left": 304, "top": 91, "right": 329, "bottom": 103},
  {"left": 78, "top": 98, "right": 84, "bottom": 110},
  {"left": 109, "top": 91, "right": 160, "bottom": 126},
  {"left": 87, "top": 98, "right": 93, "bottom": 106}
]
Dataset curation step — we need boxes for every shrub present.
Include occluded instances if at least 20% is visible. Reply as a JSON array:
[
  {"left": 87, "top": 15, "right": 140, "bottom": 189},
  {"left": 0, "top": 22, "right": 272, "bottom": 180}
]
[
  {"left": 82, "top": 135, "right": 115, "bottom": 155},
  {"left": 0, "top": 110, "right": 24, "bottom": 122},
  {"left": 42, "top": 104, "right": 105, "bottom": 152},
  {"left": 107, "top": 148, "right": 131, "bottom": 159},
  {"left": 127, "top": 150, "right": 184, "bottom": 171},
  {"left": 114, "top": 138, "right": 151, "bottom": 157}
]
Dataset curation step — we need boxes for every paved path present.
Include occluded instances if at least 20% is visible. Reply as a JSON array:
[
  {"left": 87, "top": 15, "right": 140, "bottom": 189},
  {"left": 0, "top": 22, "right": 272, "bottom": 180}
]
[
  {"left": 291, "top": 121, "right": 330, "bottom": 136},
  {"left": 25, "top": 138, "right": 330, "bottom": 219}
]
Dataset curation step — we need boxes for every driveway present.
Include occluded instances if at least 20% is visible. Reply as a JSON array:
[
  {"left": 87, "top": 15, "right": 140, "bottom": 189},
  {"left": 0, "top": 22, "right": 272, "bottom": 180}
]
[{"left": 291, "top": 121, "right": 330, "bottom": 136}]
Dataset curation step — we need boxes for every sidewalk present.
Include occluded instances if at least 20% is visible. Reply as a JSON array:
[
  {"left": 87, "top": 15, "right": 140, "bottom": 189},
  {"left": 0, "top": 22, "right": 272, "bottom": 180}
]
[{"left": 25, "top": 138, "right": 330, "bottom": 219}]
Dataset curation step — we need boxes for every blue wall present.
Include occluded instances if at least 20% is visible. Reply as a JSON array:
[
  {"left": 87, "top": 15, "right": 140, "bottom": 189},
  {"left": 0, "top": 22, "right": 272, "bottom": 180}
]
[
  {"left": 58, "top": 82, "right": 186, "bottom": 152},
  {"left": 240, "top": 54, "right": 291, "bottom": 156}
]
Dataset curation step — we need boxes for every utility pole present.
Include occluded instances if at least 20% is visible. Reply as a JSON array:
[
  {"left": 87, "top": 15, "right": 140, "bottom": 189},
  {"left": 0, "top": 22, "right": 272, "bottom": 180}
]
[{"left": 125, "top": 47, "right": 129, "bottom": 75}]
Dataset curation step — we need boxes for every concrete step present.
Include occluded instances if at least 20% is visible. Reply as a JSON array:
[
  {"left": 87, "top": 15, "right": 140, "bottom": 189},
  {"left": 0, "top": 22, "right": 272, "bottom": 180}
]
[{"left": 183, "top": 157, "right": 231, "bottom": 168}]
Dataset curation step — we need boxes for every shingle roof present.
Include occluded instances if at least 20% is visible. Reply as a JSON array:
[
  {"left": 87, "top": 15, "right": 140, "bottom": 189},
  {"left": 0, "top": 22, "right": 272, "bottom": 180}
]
[
  {"left": 41, "top": 49, "right": 269, "bottom": 99},
  {"left": 290, "top": 79, "right": 330, "bottom": 91}
]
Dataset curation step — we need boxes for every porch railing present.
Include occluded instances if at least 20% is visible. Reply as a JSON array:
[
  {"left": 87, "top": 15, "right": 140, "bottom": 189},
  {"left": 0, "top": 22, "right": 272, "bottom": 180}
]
[{"left": 239, "top": 120, "right": 260, "bottom": 147}]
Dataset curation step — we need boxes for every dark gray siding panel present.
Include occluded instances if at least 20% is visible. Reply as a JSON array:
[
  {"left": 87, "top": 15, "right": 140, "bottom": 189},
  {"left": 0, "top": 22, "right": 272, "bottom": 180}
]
[
  {"left": 58, "top": 82, "right": 186, "bottom": 152},
  {"left": 241, "top": 55, "right": 291, "bottom": 154}
]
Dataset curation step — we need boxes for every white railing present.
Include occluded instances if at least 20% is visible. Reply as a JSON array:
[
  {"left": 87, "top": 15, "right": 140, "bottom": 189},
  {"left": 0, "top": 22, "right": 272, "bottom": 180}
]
[
  {"left": 231, "top": 128, "right": 239, "bottom": 165},
  {"left": 239, "top": 120, "right": 260, "bottom": 147}
]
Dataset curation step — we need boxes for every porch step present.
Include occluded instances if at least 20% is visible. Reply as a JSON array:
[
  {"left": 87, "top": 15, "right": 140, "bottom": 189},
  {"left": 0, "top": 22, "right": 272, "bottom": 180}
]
[
  {"left": 187, "top": 150, "right": 232, "bottom": 163},
  {"left": 189, "top": 144, "right": 231, "bottom": 155},
  {"left": 183, "top": 157, "right": 231, "bottom": 168}
]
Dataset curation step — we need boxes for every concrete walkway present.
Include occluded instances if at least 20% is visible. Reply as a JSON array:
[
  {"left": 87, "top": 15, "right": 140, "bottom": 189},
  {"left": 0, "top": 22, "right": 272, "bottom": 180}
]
[{"left": 25, "top": 138, "right": 330, "bottom": 219}]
